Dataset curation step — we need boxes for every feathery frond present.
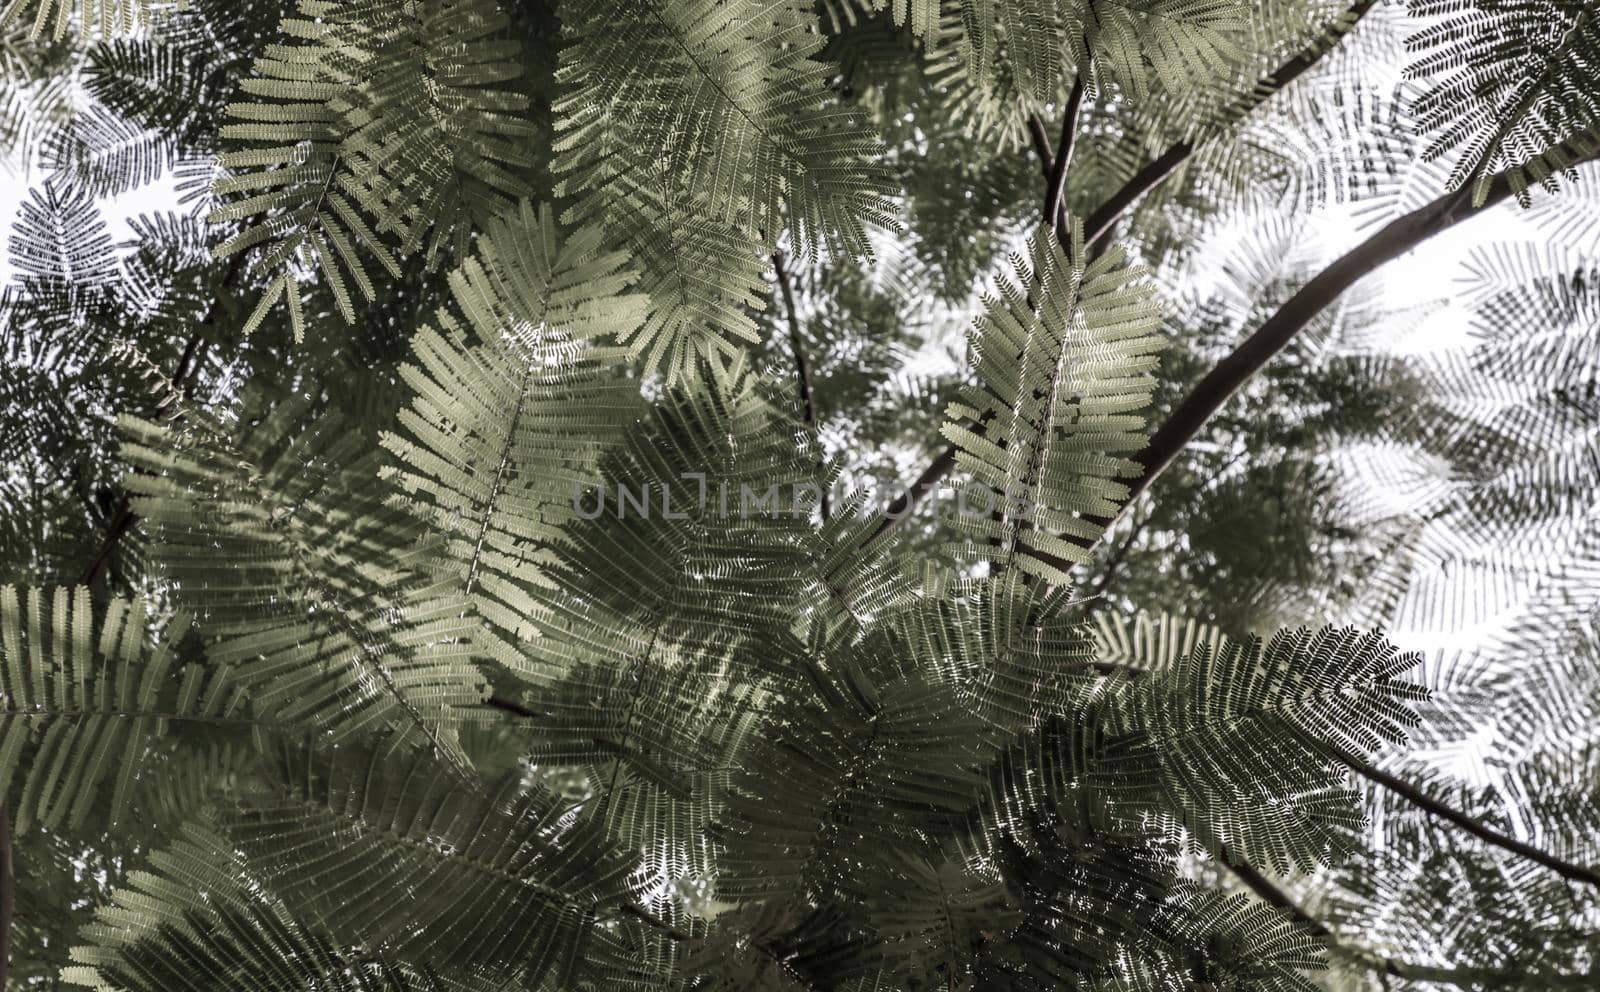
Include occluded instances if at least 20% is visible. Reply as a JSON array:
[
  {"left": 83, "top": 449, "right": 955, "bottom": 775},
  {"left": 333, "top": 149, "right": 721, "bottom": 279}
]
[
  {"left": 212, "top": 0, "right": 538, "bottom": 331},
  {"left": 552, "top": 0, "right": 896, "bottom": 378},
  {"left": 381, "top": 201, "right": 647, "bottom": 680},
  {"left": 0, "top": 586, "right": 243, "bottom": 833},
  {"left": 0, "top": 0, "right": 148, "bottom": 40},
  {"left": 1101, "top": 626, "right": 1428, "bottom": 872},
  {"left": 121, "top": 398, "right": 488, "bottom": 760},
  {"left": 1407, "top": 0, "right": 1600, "bottom": 201},
  {"left": 228, "top": 742, "right": 649, "bottom": 980},
  {"left": 943, "top": 224, "right": 1164, "bottom": 585}
]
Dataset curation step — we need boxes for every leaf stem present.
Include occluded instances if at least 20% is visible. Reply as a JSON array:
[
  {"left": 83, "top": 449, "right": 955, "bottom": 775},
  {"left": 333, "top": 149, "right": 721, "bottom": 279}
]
[
  {"left": 773, "top": 249, "right": 829, "bottom": 520},
  {"left": 78, "top": 253, "right": 246, "bottom": 590},
  {"left": 1, "top": 805, "right": 11, "bottom": 990}
]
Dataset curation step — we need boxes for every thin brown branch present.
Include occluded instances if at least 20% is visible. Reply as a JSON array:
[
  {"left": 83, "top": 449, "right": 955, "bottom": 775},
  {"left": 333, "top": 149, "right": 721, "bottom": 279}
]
[
  {"left": 78, "top": 255, "right": 247, "bottom": 590},
  {"left": 772, "top": 251, "right": 819, "bottom": 430},
  {"left": 1357, "top": 956, "right": 1594, "bottom": 990},
  {"left": 1230, "top": 847, "right": 1591, "bottom": 988},
  {"left": 1222, "top": 853, "right": 1327, "bottom": 935},
  {"left": 867, "top": 1, "right": 1378, "bottom": 550},
  {"left": 77, "top": 508, "right": 137, "bottom": 589},
  {"left": 485, "top": 694, "right": 538, "bottom": 719},
  {"left": 1082, "top": 141, "right": 1193, "bottom": 248},
  {"left": 772, "top": 249, "right": 829, "bottom": 520},
  {"left": 1231, "top": 0, "right": 1381, "bottom": 123},
  {"left": 1326, "top": 740, "right": 1600, "bottom": 889},
  {"left": 619, "top": 901, "right": 692, "bottom": 942},
  {"left": 860, "top": 447, "right": 957, "bottom": 549},
  {"left": 1042, "top": 72, "right": 1088, "bottom": 229},
  {"left": 1082, "top": 655, "right": 1600, "bottom": 890},
  {"left": 1078, "top": 149, "right": 1600, "bottom": 558},
  {"left": 167, "top": 331, "right": 207, "bottom": 402},
  {"left": 1025, "top": 115, "right": 1054, "bottom": 178},
  {"left": 1084, "top": 0, "right": 1379, "bottom": 250},
  {"left": 864, "top": 79, "right": 1091, "bottom": 551}
]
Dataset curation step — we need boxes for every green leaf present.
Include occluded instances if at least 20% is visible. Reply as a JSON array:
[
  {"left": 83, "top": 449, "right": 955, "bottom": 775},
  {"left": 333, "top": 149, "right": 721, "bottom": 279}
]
[
  {"left": 1100, "top": 625, "right": 1428, "bottom": 871},
  {"left": 122, "top": 398, "right": 489, "bottom": 761},
  {"left": 0, "top": 586, "right": 243, "bottom": 834},
  {"left": 943, "top": 224, "right": 1164, "bottom": 586},
  {"left": 380, "top": 201, "right": 647, "bottom": 681},
  {"left": 226, "top": 743, "right": 649, "bottom": 980}
]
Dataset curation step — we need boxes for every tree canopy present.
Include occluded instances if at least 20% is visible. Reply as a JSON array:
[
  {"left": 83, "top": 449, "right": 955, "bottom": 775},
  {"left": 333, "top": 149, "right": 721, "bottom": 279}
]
[{"left": 1, "top": 1, "right": 1598, "bottom": 990}]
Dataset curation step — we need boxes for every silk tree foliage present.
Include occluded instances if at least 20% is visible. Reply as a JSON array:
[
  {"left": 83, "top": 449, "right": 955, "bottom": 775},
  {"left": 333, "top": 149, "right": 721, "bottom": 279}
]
[{"left": 3, "top": 1, "right": 1600, "bottom": 990}]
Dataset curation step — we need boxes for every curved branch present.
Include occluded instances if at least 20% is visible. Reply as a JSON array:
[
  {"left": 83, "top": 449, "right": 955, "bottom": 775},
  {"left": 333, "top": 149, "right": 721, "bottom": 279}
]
[
  {"left": 1328, "top": 740, "right": 1600, "bottom": 889},
  {"left": 1082, "top": 140, "right": 1192, "bottom": 247},
  {"left": 1083, "top": 150, "right": 1600, "bottom": 557},
  {"left": 1231, "top": 847, "right": 1592, "bottom": 988},
  {"left": 1026, "top": 115, "right": 1054, "bottom": 178},
  {"left": 860, "top": 447, "right": 957, "bottom": 549},
  {"left": 1042, "top": 72, "right": 1088, "bottom": 228},
  {"left": 485, "top": 694, "right": 538, "bottom": 719},
  {"left": 1222, "top": 853, "right": 1326, "bottom": 934},
  {"left": 1086, "top": 655, "right": 1600, "bottom": 891}
]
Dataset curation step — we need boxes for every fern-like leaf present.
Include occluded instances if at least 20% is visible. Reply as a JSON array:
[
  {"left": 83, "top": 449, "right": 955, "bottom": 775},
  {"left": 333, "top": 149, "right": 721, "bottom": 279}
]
[
  {"left": 211, "top": 0, "right": 538, "bottom": 331},
  {"left": 1407, "top": 0, "right": 1600, "bottom": 201},
  {"left": 380, "top": 201, "right": 647, "bottom": 680},
  {"left": 227, "top": 742, "right": 649, "bottom": 980},
  {"left": 553, "top": 0, "right": 896, "bottom": 377},
  {"left": 1100, "top": 625, "right": 1428, "bottom": 872},
  {"left": 122, "top": 399, "right": 488, "bottom": 761},
  {"left": 0, "top": 0, "right": 148, "bottom": 40},
  {"left": 943, "top": 224, "right": 1164, "bottom": 586},
  {"left": 65, "top": 823, "right": 518, "bottom": 992},
  {"left": 0, "top": 586, "right": 244, "bottom": 833}
]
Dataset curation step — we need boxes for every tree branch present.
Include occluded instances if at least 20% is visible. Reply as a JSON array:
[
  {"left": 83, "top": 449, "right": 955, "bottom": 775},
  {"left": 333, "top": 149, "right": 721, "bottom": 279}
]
[
  {"left": 1042, "top": 73, "right": 1088, "bottom": 230},
  {"left": 861, "top": 78, "right": 1094, "bottom": 552},
  {"left": 1221, "top": 798, "right": 1594, "bottom": 989},
  {"left": 1081, "top": 141, "right": 1193, "bottom": 248},
  {"left": 1077, "top": 149, "right": 1600, "bottom": 558},
  {"left": 1353, "top": 956, "right": 1595, "bottom": 990},
  {"left": 860, "top": 447, "right": 957, "bottom": 549},
  {"left": 772, "top": 251, "right": 819, "bottom": 430},
  {"left": 1230, "top": 848, "right": 1591, "bottom": 989},
  {"left": 78, "top": 254, "right": 247, "bottom": 590},
  {"left": 77, "top": 509, "right": 137, "bottom": 590},
  {"left": 1083, "top": 0, "right": 1379, "bottom": 250},
  {"left": 1222, "top": 853, "right": 1327, "bottom": 934},
  {"left": 773, "top": 249, "right": 829, "bottom": 520},
  {"left": 485, "top": 694, "right": 538, "bottom": 719},
  {"left": 1086, "top": 653, "right": 1600, "bottom": 894},
  {"left": 1026, "top": 115, "right": 1054, "bottom": 178},
  {"left": 1326, "top": 740, "right": 1600, "bottom": 889},
  {"left": 619, "top": 901, "right": 692, "bottom": 942}
]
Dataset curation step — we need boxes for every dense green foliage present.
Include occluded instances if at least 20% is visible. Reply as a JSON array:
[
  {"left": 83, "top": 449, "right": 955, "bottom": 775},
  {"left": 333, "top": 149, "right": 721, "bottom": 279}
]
[{"left": 2, "top": 1, "right": 1598, "bottom": 990}]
